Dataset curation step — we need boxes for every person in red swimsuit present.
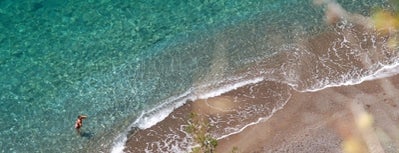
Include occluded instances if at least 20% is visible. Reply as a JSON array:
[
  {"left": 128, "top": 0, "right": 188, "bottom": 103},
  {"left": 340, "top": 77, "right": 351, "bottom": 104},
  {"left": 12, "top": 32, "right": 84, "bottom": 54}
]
[{"left": 75, "top": 115, "right": 87, "bottom": 135}]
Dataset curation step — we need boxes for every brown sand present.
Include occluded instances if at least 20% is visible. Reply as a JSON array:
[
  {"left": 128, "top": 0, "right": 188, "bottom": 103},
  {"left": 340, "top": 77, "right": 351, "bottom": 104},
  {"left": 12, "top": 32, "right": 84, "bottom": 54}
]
[
  {"left": 124, "top": 74, "right": 399, "bottom": 153},
  {"left": 215, "top": 75, "right": 399, "bottom": 153},
  {"left": 124, "top": 80, "right": 291, "bottom": 152}
]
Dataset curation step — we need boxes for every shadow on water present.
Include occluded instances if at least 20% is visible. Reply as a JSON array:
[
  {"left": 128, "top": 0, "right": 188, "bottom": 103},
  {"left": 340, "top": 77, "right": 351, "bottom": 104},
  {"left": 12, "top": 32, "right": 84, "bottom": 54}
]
[{"left": 80, "top": 131, "right": 95, "bottom": 139}]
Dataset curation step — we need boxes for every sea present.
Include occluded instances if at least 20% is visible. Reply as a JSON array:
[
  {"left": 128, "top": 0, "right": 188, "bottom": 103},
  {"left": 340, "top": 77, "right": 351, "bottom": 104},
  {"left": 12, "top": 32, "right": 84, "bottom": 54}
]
[{"left": 0, "top": 0, "right": 397, "bottom": 152}]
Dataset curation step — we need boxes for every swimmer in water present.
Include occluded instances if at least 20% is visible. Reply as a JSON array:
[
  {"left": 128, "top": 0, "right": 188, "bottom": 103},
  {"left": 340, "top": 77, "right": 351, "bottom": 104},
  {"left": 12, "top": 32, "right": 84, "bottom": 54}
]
[{"left": 75, "top": 115, "right": 87, "bottom": 135}]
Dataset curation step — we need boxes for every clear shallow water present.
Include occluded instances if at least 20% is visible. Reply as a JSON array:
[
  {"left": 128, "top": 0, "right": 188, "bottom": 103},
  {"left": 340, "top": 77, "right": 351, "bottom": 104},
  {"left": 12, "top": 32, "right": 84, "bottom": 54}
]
[{"left": 0, "top": 0, "right": 392, "bottom": 152}]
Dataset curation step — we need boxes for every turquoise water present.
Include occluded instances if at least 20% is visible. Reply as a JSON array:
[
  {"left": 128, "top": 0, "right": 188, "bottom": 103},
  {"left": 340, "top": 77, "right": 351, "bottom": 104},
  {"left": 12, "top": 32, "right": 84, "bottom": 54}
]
[{"left": 0, "top": 0, "right": 390, "bottom": 152}]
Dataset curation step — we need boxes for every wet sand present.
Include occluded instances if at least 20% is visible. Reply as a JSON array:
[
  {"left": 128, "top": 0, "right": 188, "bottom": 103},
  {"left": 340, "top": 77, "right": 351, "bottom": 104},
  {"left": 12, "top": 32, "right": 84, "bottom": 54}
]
[
  {"left": 124, "top": 74, "right": 399, "bottom": 153},
  {"left": 124, "top": 80, "right": 292, "bottom": 152},
  {"left": 216, "top": 75, "right": 399, "bottom": 153}
]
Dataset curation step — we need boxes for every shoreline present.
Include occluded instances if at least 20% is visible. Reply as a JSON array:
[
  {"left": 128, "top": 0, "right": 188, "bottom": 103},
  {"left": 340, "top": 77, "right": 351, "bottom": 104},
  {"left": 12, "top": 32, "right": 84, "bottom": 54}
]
[
  {"left": 215, "top": 74, "right": 399, "bottom": 153},
  {"left": 121, "top": 2, "right": 399, "bottom": 152},
  {"left": 122, "top": 73, "right": 399, "bottom": 152},
  {"left": 123, "top": 79, "right": 292, "bottom": 152},
  {"left": 121, "top": 24, "right": 399, "bottom": 153}
]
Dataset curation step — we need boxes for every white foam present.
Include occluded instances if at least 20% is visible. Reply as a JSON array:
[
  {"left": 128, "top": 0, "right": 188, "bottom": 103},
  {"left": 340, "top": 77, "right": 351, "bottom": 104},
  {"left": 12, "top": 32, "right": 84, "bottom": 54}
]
[
  {"left": 196, "top": 77, "right": 264, "bottom": 99},
  {"left": 136, "top": 89, "right": 194, "bottom": 129},
  {"left": 364, "top": 63, "right": 399, "bottom": 80},
  {"left": 110, "top": 76, "right": 264, "bottom": 153},
  {"left": 302, "top": 63, "right": 399, "bottom": 92},
  {"left": 215, "top": 92, "right": 291, "bottom": 140},
  {"left": 109, "top": 90, "right": 194, "bottom": 153},
  {"left": 110, "top": 137, "right": 126, "bottom": 153},
  {"left": 136, "top": 77, "right": 264, "bottom": 130},
  {"left": 111, "top": 112, "right": 143, "bottom": 153}
]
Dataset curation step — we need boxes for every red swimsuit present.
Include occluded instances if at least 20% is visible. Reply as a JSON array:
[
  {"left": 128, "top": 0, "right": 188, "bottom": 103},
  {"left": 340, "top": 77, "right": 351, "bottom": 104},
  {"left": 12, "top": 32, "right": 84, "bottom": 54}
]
[{"left": 75, "top": 119, "right": 82, "bottom": 129}]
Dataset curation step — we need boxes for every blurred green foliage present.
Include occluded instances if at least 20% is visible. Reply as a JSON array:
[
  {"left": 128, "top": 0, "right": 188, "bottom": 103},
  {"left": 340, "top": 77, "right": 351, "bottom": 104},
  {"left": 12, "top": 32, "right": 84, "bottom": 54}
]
[{"left": 186, "top": 112, "right": 218, "bottom": 153}]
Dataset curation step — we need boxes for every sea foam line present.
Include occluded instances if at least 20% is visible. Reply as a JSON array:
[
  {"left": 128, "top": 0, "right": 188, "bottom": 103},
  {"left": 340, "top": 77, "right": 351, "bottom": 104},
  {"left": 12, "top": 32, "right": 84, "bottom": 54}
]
[
  {"left": 111, "top": 63, "right": 399, "bottom": 153},
  {"left": 216, "top": 91, "right": 292, "bottom": 140},
  {"left": 110, "top": 76, "right": 264, "bottom": 153},
  {"left": 110, "top": 112, "right": 144, "bottom": 153},
  {"left": 302, "top": 63, "right": 399, "bottom": 92},
  {"left": 204, "top": 63, "right": 399, "bottom": 145},
  {"left": 210, "top": 63, "right": 399, "bottom": 142},
  {"left": 111, "top": 90, "right": 193, "bottom": 153},
  {"left": 195, "top": 77, "right": 264, "bottom": 99}
]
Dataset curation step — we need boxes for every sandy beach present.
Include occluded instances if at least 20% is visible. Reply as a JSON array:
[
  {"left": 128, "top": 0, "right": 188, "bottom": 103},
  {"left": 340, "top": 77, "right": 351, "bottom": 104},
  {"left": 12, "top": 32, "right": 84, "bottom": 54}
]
[
  {"left": 215, "top": 75, "right": 399, "bottom": 153},
  {"left": 124, "top": 73, "right": 399, "bottom": 153}
]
